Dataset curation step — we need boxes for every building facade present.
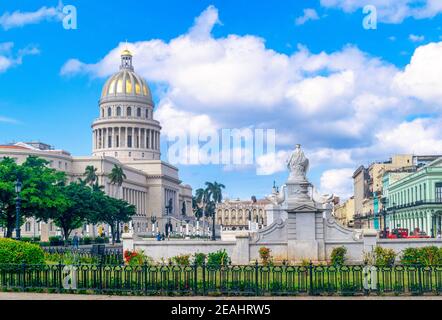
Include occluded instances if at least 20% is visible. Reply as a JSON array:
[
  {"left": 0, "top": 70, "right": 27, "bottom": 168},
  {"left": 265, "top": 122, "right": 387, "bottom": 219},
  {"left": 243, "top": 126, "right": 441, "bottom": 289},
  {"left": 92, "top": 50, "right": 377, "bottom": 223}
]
[
  {"left": 383, "top": 158, "right": 442, "bottom": 237},
  {"left": 216, "top": 198, "right": 270, "bottom": 230},
  {"left": 334, "top": 197, "right": 355, "bottom": 227},
  {"left": 0, "top": 50, "right": 193, "bottom": 240},
  {"left": 352, "top": 155, "right": 439, "bottom": 230}
]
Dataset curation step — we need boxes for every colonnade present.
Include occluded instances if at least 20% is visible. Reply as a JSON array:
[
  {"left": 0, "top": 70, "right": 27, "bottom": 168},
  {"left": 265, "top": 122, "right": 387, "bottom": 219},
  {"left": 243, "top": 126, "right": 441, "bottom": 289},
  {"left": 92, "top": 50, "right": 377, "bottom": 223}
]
[
  {"left": 122, "top": 187, "right": 148, "bottom": 216},
  {"left": 93, "top": 127, "right": 160, "bottom": 151}
]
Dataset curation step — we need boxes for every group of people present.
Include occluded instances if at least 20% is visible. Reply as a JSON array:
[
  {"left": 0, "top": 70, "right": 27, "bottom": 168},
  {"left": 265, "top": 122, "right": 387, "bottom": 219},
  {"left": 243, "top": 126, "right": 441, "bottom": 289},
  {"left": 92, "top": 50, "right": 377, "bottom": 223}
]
[
  {"left": 156, "top": 232, "right": 168, "bottom": 241},
  {"left": 71, "top": 229, "right": 107, "bottom": 249}
]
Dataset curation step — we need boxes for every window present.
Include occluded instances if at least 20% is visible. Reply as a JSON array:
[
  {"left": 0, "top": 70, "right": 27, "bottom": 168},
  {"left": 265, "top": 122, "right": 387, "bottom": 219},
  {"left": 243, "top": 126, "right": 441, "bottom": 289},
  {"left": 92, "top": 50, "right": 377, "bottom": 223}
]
[
  {"left": 107, "top": 107, "right": 112, "bottom": 117},
  {"left": 116, "top": 135, "right": 119, "bottom": 147},
  {"left": 127, "top": 135, "right": 132, "bottom": 148},
  {"left": 146, "top": 109, "right": 149, "bottom": 118},
  {"left": 108, "top": 136, "right": 112, "bottom": 148},
  {"left": 137, "top": 108, "right": 141, "bottom": 117},
  {"left": 117, "top": 106, "right": 121, "bottom": 116},
  {"left": 436, "top": 183, "right": 442, "bottom": 202},
  {"left": 127, "top": 107, "right": 132, "bottom": 116},
  {"left": 25, "top": 222, "right": 31, "bottom": 232}
]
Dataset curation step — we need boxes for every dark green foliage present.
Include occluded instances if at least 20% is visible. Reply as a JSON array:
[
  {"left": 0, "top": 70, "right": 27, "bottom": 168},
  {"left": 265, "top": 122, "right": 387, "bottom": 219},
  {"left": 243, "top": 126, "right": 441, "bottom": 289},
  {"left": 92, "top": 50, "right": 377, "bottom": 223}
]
[
  {"left": 194, "top": 253, "right": 206, "bottom": 266},
  {"left": 330, "top": 246, "right": 347, "bottom": 266},
  {"left": 0, "top": 238, "right": 45, "bottom": 264},
  {"left": 374, "top": 246, "right": 396, "bottom": 267},
  {"left": 0, "top": 156, "right": 66, "bottom": 237},
  {"left": 400, "top": 246, "right": 442, "bottom": 266},
  {"left": 207, "top": 249, "right": 230, "bottom": 267}
]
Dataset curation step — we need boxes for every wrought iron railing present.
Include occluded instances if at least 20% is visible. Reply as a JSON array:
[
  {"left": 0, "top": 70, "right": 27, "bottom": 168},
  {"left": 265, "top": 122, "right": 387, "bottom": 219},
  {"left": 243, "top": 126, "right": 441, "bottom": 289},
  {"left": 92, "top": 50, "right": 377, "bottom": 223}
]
[
  {"left": 1, "top": 263, "right": 442, "bottom": 296},
  {"left": 42, "top": 247, "right": 123, "bottom": 265}
]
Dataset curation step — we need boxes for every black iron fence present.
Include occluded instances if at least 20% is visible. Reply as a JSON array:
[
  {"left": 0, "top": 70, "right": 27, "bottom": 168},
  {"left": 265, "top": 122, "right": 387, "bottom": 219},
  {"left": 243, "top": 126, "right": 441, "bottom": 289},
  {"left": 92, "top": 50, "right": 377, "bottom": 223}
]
[
  {"left": 42, "top": 247, "right": 123, "bottom": 265},
  {"left": 1, "top": 263, "right": 442, "bottom": 296}
]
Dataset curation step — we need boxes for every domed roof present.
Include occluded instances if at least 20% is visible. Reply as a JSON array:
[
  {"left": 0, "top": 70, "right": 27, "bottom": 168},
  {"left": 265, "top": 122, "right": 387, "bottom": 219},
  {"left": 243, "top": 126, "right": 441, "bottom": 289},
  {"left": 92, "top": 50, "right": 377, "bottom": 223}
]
[{"left": 100, "top": 50, "right": 153, "bottom": 104}]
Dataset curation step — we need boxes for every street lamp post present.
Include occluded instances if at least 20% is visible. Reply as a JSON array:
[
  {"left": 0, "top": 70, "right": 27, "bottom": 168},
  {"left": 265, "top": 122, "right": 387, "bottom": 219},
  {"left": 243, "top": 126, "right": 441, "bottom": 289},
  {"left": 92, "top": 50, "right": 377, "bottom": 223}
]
[
  {"left": 211, "top": 212, "right": 216, "bottom": 241},
  {"left": 15, "top": 179, "right": 22, "bottom": 240},
  {"left": 150, "top": 216, "right": 157, "bottom": 234}
]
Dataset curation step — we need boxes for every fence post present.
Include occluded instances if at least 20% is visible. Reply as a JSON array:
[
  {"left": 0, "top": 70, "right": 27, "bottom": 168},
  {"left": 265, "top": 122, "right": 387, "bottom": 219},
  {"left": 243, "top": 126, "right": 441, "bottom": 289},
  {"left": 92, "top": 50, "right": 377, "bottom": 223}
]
[
  {"left": 308, "top": 261, "right": 314, "bottom": 295},
  {"left": 193, "top": 262, "right": 198, "bottom": 296},
  {"left": 21, "top": 263, "right": 26, "bottom": 292},
  {"left": 418, "top": 265, "right": 423, "bottom": 295},
  {"left": 202, "top": 261, "right": 206, "bottom": 296},
  {"left": 143, "top": 262, "right": 148, "bottom": 295},
  {"left": 99, "top": 261, "right": 103, "bottom": 294},
  {"left": 255, "top": 260, "right": 259, "bottom": 296},
  {"left": 58, "top": 261, "right": 63, "bottom": 293}
]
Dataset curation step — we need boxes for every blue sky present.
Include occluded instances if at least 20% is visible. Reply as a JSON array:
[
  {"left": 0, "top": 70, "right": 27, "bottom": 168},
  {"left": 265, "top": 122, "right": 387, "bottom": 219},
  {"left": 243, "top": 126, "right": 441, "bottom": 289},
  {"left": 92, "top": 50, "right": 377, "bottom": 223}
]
[{"left": 1, "top": 0, "right": 442, "bottom": 200}]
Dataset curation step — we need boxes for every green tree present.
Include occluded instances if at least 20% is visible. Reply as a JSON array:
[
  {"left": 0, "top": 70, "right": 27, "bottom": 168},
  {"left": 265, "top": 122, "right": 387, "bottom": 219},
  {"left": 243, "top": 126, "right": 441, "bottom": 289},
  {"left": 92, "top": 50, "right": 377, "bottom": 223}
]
[
  {"left": 90, "top": 192, "right": 136, "bottom": 244},
  {"left": 0, "top": 156, "right": 66, "bottom": 238},
  {"left": 83, "top": 165, "right": 98, "bottom": 186},
  {"left": 49, "top": 182, "right": 97, "bottom": 242},
  {"left": 193, "top": 182, "right": 225, "bottom": 239},
  {"left": 107, "top": 164, "right": 127, "bottom": 242}
]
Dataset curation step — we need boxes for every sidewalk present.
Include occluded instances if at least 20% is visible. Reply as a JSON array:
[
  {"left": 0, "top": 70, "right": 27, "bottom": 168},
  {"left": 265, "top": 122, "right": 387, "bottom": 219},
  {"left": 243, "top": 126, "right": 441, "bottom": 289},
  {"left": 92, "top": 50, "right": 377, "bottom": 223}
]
[{"left": 1, "top": 292, "right": 442, "bottom": 300}]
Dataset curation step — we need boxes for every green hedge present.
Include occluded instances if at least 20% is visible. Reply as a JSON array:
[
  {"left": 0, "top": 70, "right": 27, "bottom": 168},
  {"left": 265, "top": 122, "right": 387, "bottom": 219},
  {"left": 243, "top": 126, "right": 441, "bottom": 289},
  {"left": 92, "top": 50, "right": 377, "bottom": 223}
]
[{"left": 0, "top": 238, "right": 45, "bottom": 264}]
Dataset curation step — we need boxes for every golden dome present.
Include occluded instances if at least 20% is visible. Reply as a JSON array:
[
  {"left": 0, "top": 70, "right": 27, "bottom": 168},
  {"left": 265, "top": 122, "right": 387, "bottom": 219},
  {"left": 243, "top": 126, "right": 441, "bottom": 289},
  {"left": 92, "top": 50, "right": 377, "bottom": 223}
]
[
  {"left": 121, "top": 49, "right": 132, "bottom": 56},
  {"left": 100, "top": 48, "right": 153, "bottom": 104},
  {"left": 101, "top": 69, "right": 152, "bottom": 102}
]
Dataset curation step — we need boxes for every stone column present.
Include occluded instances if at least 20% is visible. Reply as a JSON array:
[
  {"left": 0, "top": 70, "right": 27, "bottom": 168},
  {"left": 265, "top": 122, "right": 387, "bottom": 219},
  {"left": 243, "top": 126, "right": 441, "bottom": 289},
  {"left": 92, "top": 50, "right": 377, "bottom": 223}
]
[
  {"left": 363, "top": 229, "right": 378, "bottom": 254},
  {"left": 232, "top": 233, "right": 250, "bottom": 265}
]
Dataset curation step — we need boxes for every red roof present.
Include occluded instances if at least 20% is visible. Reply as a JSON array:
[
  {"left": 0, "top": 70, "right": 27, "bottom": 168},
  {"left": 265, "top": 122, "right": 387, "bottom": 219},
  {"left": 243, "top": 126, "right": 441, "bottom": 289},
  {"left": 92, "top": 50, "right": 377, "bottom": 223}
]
[{"left": 0, "top": 145, "right": 30, "bottom": 150}]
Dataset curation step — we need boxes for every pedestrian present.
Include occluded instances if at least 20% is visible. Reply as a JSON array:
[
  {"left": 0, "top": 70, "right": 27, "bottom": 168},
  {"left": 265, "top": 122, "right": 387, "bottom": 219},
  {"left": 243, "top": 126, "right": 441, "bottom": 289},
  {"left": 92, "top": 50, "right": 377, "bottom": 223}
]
[{"left": 72, "top": 232, "right": 80, "bottom": 250}]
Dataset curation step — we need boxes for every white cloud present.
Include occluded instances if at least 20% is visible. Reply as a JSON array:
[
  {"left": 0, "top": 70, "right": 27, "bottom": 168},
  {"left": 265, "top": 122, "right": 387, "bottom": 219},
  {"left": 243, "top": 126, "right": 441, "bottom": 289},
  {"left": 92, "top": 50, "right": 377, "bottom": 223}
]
[
  {"left": 0, "top": 2, "right": 64, "bottom": 30},
  {"left": 61, "top": 6, "right": 442, "bottom": 196},
  {"left": 256, "top": 150, "right": 290, "bottom": 176},
  {"left": 409, "top": 34, "right": 425, "bottom": 42},
  {"left": 319, "top": 168, "right": 354, "bottom": 199},
  {"left": 295, "top": 8, "right": 320, "bottom": 25},
  {"left": 0, "top": 42, "right": 39, "bottom": 73},
  {"left": 320, "top": 0, "right": 442, "bottom": 23},
  {"left": 393, "top": 42, "right": 442, "bottom": 105}
]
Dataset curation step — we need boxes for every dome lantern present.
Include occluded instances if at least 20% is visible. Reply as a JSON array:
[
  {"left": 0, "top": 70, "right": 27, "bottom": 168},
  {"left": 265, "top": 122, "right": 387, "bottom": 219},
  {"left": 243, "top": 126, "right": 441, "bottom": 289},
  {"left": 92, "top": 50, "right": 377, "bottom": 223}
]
[{"left": 120, "top": 49, "right": 134, "bottom": 71}]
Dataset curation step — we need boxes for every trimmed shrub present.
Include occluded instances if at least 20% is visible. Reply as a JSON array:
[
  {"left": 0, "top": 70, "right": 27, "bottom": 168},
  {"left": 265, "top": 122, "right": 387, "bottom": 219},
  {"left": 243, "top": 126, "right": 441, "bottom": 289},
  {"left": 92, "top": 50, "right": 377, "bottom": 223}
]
[
  {"left": 374, "top": 246, "right": 396, "bottom": 267},
  {"left": 207, "top": 249, "right": 230, "bottom": 267},
  {"left": 0, "top": 238, "right": 45, "bottom": 264},
  {"left": 400, "top": 247, "right": 421, "bottom": 266},
  {"left": 330, "top": 246, "right": 347, "bottom": 266},
  {"left": 193, "top": 253, "right": 206, "bottom": 266},
  {"left": 49, "top": 236, "right": 62, "bottom": 246},
  {"left": 82, "top": 236, "right": 92, "bottom": 245},
  {"left": 400, "top": 246, "right": 442, "bottom": 266}
]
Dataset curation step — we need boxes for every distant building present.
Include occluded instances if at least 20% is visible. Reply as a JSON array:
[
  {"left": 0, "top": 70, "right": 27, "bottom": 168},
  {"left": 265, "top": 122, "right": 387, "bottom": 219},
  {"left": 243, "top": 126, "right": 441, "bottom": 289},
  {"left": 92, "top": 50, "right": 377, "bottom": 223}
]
[
  {"left": 334, "top": 197, "right": 355, "bottom": 227},
  {"left": 383, "top": 157, "right": 442, "bottom": 237},
  {"left": 352, "top": 154, "right": 440, "bottom": 229},
  {"left": 216, "top": 197, "right": 270, "bottom": 230}
]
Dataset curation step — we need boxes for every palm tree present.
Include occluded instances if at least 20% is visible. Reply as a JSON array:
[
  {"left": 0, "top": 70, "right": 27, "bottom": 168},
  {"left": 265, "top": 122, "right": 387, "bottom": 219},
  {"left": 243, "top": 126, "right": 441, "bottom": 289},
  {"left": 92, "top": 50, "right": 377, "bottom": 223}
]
[
  {"left": 205, "top": 181, "right": 225, "bottom": 203},
  {"left": 108, "top": 165, "right": 126, "bottom": 199},
  {"left": 84, "top": 165, "right": 98, "bottom": 186},
  {"left": 193, "top": 182, "right": 225, "bottom": 240},
  {"left": 107, "top": 165, "right": 127, "bottom": 243}
]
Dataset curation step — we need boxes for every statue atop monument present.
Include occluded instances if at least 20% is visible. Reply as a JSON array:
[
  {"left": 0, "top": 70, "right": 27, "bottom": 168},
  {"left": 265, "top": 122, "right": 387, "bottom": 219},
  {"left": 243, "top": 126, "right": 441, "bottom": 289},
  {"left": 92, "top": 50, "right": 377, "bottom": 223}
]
[{"left": 287, "top": 144, "right": 309, "bottom": 182}]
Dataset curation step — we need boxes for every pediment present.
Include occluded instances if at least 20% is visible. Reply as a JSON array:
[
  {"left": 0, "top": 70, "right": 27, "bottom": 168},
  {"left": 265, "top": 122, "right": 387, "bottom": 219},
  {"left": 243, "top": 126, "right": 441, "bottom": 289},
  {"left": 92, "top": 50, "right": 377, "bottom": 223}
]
[{"left": 288, "top": 203, "right": 321, "bottom": 212}]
